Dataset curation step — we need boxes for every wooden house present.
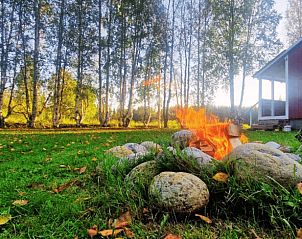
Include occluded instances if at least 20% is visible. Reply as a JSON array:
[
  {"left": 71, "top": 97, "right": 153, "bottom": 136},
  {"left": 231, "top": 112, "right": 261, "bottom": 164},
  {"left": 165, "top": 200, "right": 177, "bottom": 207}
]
[{"left": 253, "top": 38, "right": 302, "bottom": 130}]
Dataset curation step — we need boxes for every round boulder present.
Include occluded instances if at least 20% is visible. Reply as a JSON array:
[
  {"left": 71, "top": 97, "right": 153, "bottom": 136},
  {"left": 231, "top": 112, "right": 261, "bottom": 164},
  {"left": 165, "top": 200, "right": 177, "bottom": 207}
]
[
  {"left": 149, "top": 172, "right": 209, "bottom": 213},
  {"left": 124, "top": 143, "right": 148, "bottom": 154},
  {"left": 106, "top": 146, "right": 133, "bottom": 158},
  {"left": 140, "top": 141, "right": 162, "bottom": 153},
  {"left": 182, "top": 147, "right": 213, "bottom": 168},
  {"left": 125, "top": 160, "right": 161, "bottom": 187},
  {"left": 171, "top": 130, "right": 197, "bottom": 149},
  {"left": 224, "top": 143, "right": 302, "bottom": 185}
]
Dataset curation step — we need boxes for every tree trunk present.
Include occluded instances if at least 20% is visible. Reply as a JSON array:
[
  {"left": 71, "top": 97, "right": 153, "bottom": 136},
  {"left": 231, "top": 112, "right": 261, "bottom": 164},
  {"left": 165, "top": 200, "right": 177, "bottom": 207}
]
[
  {"left": 29, "top": 0, "right": 41, "bottom": 128},
  {"left": 75, "top": 0, "right": 83, "bottom": 127},
  {"left": 228, "top": 0, "right": 235, "bottom": 117},
  {"left": 98, "top": 0, "right": 103, "bottom": 126},
  {"left": 186, "top": 0, "right": 193, "bottom": 108},
  {"left": 18, "top": 4, "right": 31, "bottom": 121},
  {"left": 103, "top": 0, "right": 112, "bottom": 127},
  {"left": 0, "top": 0, "right": 5, "bottom": 128},
  {"left": 165, "top": 0, "right": 175, "bottom": 128},
  {"left": 53, "top": 0, "right": 65, "bottom": 128}
]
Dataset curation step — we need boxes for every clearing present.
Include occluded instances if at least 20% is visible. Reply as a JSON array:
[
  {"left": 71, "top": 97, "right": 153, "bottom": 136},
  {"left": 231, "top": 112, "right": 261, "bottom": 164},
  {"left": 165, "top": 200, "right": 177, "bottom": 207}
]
[{"left": 0, "top": 129, "right": 300, "bottom": 238}]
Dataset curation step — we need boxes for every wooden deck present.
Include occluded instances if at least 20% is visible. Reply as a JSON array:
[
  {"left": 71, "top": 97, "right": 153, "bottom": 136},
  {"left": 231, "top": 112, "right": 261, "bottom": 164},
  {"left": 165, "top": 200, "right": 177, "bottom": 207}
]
[{"left": 251, "top": 119, "right": 287, "bottom": 131}]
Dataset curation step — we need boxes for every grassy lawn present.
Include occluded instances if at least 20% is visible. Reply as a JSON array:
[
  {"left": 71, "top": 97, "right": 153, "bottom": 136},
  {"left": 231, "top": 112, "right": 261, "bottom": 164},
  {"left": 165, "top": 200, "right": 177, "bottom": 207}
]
[{"left": 0, "top": 129, "right": 300, "bottom": 239}]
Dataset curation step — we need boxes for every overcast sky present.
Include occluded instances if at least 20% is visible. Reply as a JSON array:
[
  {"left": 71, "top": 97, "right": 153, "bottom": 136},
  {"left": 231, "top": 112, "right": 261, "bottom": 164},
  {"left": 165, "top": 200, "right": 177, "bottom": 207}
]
[{"left": 214, "top": 0, "right": 289, "bottom": 107}]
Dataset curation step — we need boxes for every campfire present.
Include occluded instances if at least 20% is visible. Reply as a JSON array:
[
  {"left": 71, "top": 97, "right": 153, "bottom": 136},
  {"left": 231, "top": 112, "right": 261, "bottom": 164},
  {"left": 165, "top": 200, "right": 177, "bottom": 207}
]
[{"left": 176, "top": 108, "right": 248, "bottom": 160}]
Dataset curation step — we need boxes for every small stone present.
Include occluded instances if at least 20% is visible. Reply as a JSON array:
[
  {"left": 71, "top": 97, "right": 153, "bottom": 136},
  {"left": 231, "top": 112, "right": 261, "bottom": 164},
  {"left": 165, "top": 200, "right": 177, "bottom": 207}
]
[
  {"left": 182, "top": 147, "right": 213, "bottom": 167},
  {"left": 171, "top": 130, "right": 197, "bottom": 149},
  {"left": 140, "top": 141, "right": 162, "bottom": 153},
  {"left": 117, "top": 151, "right": 147, "bottom": 166},
  {"left": 167, "top": 146, "right": 177, "bottom": 155},
  {"left": 125, "top": 160, "right": 161, "bottom": 187},
  {"left": 106, "top": 146, "right": 133, "bottom": 158},
  {"left": 124, "top": 143, "right": 148, "bottom": 154},
  {"left": 265, "top": 141, "right": 281, "bottom": 149},
  {"left": 149, "top": 172, "right": 209, "bottom": 213}
]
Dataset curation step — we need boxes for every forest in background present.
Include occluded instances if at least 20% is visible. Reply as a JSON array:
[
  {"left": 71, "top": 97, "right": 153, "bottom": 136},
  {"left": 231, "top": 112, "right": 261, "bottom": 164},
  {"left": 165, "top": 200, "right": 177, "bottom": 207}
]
[{"left": 0, "top": 0, "right": 301, "bottom": 128}]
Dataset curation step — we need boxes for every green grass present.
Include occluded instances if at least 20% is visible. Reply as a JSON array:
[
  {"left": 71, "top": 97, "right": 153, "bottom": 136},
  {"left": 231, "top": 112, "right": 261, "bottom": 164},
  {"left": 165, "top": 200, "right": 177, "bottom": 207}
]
[{"left": 0, "top": 129, "right": 300, "bottom": 238}]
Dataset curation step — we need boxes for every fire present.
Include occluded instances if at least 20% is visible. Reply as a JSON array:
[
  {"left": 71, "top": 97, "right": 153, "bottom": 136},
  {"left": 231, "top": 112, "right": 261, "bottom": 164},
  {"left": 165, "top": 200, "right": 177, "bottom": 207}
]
[{"left": 176, "top": 108, "right": 248, "bottom": 160}]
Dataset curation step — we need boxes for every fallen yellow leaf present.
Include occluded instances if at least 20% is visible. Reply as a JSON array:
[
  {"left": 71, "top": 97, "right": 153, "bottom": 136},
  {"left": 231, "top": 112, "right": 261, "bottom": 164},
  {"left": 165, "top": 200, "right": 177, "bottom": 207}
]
[
  {"left": 195, "top": 214, "right": 213, "bottom": 224},
  {"left": 297, "top": 228, "right": 302, "bottom": 239},
  {"left": 297, "top": 183, "right": 302, "bottom": 195},
  {"left": 125, "top": 228, "right": 135, "bottom": 238},
  {"left": 87, "top": 225, "right": 98, "bottom": 238},
  {"left": 79, "top": 166, "right": 87, "bottom": 174},
  {"left": 18, "top": 191, "right": 26, "bottom": 196},
  {"left": 114, "top": 211, "right": 132, "bottom": 228},
  {"left": 92, "top": 156, "right": 97, "bottom": 162},
  {"left": 0, "top": 215, "right": 12, "bottom": 225},
  {"left": 12, "top": 200, "right": 29, "bottom": 206},
  {"left": 164, "top": 234, "right": 182, "bottom": 239},
  {"left": 212, "top": 172, "right": 229, "bottom": 182},
  {"left": 99, "top": 229, "right": 123, "bottom": 237}
]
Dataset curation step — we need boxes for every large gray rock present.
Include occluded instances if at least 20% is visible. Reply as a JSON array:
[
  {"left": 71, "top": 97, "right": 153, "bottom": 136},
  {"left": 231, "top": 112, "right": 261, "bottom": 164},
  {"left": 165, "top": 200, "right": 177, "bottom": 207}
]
[
  {"left": 125, "top": 160, "right": 161, "bottom": 187},
  {"left": 182, "top": 147, "right": 213, "bottom": 167},
  {"left": 124, "top": 143, "right": 148, "bottom": 154},
  {"left": 140, "top": 141, "right": 162, "bottom": 153},
  {"left": 224, "top": 143, "right": 302, "bottom": 185},
  {"left": 171, "top": 130, "right": 197, "bottom": 149},
  {"left": 149, "top": 172, "right": 209, "bottom": 213}
]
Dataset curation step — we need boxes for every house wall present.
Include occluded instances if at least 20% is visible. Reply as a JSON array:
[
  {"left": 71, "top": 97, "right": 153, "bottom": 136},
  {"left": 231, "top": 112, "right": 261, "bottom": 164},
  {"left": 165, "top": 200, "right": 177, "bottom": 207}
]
[{"left": 288, "top": 46, "right": 302, "bottom": 119}]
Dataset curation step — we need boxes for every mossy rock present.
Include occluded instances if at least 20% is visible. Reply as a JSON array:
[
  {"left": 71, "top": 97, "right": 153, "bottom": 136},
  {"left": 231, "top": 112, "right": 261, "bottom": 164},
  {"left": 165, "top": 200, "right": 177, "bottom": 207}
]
[
  {"left": 224, "top": 143, "right": 302, "bottom": 185},
  {"left": 125, "top": 160, "right": 161, "bottom": 187},
  {"left": 149, "top": 172, "right": 209, "bottom": 213}
]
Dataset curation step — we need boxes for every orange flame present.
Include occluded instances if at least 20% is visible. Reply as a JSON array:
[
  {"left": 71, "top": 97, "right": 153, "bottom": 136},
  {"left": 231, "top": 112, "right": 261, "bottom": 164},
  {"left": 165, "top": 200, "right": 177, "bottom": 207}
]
[{"left": 176, "top": 108, "right": 247, "bottom": 160}]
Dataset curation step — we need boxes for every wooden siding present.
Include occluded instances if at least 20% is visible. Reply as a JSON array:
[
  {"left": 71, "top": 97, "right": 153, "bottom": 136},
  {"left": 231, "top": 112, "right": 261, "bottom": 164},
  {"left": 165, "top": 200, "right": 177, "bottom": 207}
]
[{"left": 288, "top": 44, "right": 302, "bottom": 119}]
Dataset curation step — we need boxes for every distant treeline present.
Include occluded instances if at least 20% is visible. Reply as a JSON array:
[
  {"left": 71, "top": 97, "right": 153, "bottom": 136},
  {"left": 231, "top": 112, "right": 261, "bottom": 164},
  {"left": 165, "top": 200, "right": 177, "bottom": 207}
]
[{"left": 0, "top": 0, "right": 291, "bottom": 128}]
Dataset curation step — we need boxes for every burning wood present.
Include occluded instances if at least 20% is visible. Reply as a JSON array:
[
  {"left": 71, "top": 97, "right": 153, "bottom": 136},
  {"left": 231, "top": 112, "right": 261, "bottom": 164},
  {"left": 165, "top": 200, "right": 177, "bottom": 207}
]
[{"left": 176, "top": 108, "right": 248, "bottom": 160}]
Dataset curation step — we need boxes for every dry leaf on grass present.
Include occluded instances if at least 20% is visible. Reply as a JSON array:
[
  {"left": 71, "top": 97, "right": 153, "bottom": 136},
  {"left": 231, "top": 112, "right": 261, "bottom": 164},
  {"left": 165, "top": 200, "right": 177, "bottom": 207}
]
[
  {"left": 53, "top": 180, "right": 77, "bottom": 193},
  {"left": 74, "top": 166, "right": 87, "bottom": 174},
  {"left": 99, "top": 229, "right": 123, "bottom": 237},
  {"left": 87, "top": 225, "right": 98, "bottom": 238},
  {"left": 114, "top": 211, "right": 132, "bottom": 228},
  {"left": 212, "top": 172, "right": 229, "bottom": 182},
  {"left": 12, "top": 200, "right": 29, "bottom": 206},
  {"left": 92, "top": 156, "right": 97, "bottom": 162},
  {"left": 297, "top": 183, "right": 302, "bottom": 195},
  {"left": 195, "top": 214, "right": 213, "bottom": 224},
  {"left": 124, "top": 228, "right": 135, "bottom": 238},
  {"left": 18, "top": 191, "right": 26, "bottom": 196},
  {"left": 0, "top": 215, "right": 12, "bottom": 225},
  {"left": 297, "top": 228, "right": 302, "bottom": 239},
  {"left": 164, "top": 234, "right": 182, "bottom": 239}
]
